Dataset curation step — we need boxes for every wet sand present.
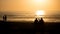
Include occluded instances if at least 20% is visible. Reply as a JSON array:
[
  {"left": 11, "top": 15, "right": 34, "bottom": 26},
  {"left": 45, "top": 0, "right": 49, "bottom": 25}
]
[{"left": 0, "top": 20, "right": 60, "bottom": 34}]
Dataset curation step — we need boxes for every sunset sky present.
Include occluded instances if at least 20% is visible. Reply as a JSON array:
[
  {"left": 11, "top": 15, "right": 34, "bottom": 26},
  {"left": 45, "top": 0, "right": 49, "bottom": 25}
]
[{"left": 0, "top": 0, "right": 60, "bottom": 17}]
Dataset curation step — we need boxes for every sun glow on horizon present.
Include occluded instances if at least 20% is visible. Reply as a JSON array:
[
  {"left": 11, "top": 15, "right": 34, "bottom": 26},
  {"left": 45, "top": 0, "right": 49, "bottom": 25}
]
[{"left": 35, "top": 10, "right": 45, "bottom": 17}]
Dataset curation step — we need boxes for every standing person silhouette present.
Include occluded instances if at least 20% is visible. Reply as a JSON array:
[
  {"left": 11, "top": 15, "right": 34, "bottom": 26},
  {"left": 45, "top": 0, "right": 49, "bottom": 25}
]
[
  {"left": 3, "top": 15, "right": 7, "bottom": 22},
  {"left": 3, "top": 15, "right": 8, "bottom": 30}
]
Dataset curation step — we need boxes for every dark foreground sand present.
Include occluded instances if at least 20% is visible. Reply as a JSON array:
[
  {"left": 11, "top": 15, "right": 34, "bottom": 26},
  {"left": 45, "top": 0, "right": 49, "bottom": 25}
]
[{"left": 0, "top": 20, "right": 60, "bottom": 34}]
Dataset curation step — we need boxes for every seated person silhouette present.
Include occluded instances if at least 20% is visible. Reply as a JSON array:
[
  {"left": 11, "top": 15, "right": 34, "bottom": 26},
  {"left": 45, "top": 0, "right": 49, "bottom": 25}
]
[
  {"left": 34, "top": 18, "right": 38, "bottom": 32},
  {"left": 34, "top": 18, "right": 38, "bottom": 24},
  {"left": 38, "top": 18, "right": 44, "bottom": 25},
  {"left": 38, "top": 18, "right": 44, "bottom": 32},
  {"left": 3, "top": 15, "right": 7, "bottom": 22}
]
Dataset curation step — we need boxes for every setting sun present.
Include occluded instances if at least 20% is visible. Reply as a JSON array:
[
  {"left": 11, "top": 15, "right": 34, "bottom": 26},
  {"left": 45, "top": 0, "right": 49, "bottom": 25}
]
[{"left": 36, "top": 10, "right": 45, "bottom": 16}]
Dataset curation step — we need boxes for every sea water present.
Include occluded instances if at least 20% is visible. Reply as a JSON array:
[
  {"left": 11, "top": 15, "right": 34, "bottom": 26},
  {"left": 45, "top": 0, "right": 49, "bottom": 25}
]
[{"left": 0, "top": 17, "right": 60, "bottom": 22}]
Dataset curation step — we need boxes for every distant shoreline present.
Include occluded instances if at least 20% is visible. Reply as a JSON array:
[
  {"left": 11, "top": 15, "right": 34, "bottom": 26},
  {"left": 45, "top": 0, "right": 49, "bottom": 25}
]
[{"left": 0, "top": 20, "right": 60, "bottom": 23}]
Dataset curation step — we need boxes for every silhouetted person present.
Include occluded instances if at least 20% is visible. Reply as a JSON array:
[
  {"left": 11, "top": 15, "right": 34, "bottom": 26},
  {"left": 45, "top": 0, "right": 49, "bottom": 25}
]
[
  {"left": 38, "top": 18, "right": 44, "bottom": 34},
  {"left": 34, "top": 18, "right": 38, "bottom": 24},
  {"left": 3, "top": 15, "right": 9, "bottom": 30},
  {"left": 34, "top": 18, "right": 38, "bottom": 34},
  {"left": 3, "top": 15, "right": 7, "bottom": 22},
  {"left": 38, "top": 18, "right": 44, "bottom": 25}
]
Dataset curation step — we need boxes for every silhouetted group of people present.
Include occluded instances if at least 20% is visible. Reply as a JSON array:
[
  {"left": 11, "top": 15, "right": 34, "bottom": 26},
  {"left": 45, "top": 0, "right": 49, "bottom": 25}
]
[
  {"left": 34, "top": 18, "right": 44, "bottom": 34},
  {"left": 34, "top": 18, "right": 44, "bottom": 25},
  {"left": 2, "top": 15, "right": 44, "bottom": 34},
  {"left": 3, "top": 15, "right": 7, "bottom": 22}
]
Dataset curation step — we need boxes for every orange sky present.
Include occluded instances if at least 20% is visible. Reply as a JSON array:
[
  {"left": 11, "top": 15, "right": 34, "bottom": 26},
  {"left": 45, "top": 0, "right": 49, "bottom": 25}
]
[{"left": 0, "top": 0, "right": 60, "bottom": 16}]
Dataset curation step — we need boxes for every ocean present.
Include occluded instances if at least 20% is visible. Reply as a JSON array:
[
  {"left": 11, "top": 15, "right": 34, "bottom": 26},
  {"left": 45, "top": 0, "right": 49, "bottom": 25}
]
[{"left": 0, "top": 16, "right": 60, "bottom": 22}]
